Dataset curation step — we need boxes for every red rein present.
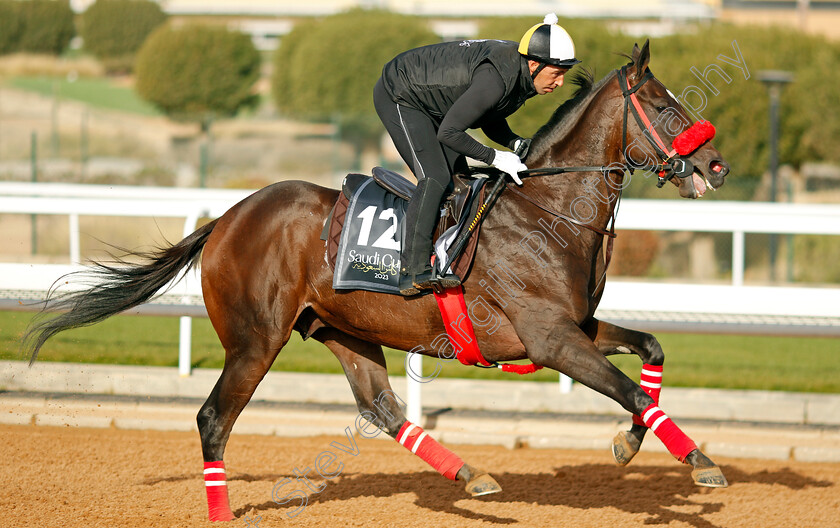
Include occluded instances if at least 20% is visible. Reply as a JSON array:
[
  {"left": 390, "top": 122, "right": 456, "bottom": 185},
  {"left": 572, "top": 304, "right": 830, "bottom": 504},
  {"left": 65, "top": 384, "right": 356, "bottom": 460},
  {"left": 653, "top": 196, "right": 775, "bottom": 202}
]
[{"left": 672, "top": 120, "right": 715, "bottom": 156}]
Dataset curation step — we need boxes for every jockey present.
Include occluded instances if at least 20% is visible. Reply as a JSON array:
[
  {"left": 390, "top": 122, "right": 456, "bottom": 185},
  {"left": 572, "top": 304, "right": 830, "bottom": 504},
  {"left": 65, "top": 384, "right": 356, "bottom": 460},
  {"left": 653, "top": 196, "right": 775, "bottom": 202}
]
[{"left": 374, "top": 13, "right": 580, "bottom": 296}]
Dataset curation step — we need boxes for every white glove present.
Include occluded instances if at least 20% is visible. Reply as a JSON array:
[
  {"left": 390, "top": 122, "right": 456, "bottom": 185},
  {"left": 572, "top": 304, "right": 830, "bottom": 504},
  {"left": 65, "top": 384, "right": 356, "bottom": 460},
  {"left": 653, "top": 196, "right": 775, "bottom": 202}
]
[{"left": 491, "top": 149, "right": 526, "bottom": 185}]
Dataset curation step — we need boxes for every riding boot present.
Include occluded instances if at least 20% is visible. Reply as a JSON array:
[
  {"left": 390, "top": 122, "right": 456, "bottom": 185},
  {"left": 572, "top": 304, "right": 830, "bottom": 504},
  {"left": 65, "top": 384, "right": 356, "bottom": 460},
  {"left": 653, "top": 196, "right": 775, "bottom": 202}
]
[
  {"left": 399, "top": 178, "right": 461, "bottom": 296},
  {"left": 399, "top": 178, "right": 437, "bottom": 296}
]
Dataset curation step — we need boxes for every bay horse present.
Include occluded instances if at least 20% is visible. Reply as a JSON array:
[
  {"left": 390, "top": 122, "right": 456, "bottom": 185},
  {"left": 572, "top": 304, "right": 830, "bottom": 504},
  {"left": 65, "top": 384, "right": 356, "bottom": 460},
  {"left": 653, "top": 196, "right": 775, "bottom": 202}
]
[{"left": 24, "top": 41, "right": 731, "bottom": 521}]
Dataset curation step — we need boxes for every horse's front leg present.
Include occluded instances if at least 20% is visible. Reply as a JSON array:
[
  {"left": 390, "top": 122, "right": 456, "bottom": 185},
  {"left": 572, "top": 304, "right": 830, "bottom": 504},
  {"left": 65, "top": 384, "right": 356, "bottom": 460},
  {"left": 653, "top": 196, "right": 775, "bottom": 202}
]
[
  {"left": 315, "top": 328, "right": 502, "bottom": 496},
  {"left": 524, "top": 318, "right": 727, "bottom": 488},
  {"left": 585, "top": 318, "right": 665, "bottom": 466}
]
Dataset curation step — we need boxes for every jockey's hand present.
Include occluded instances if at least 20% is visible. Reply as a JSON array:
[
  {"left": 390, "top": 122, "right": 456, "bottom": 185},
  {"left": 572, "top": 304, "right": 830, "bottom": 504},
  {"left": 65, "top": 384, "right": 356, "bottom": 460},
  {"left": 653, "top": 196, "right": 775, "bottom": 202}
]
[
  {"left": 492, "top": 150, "right": 527, "bottom": 185},
  {"left": 513, "top": 137, "right": 532, "bottom": 161}
]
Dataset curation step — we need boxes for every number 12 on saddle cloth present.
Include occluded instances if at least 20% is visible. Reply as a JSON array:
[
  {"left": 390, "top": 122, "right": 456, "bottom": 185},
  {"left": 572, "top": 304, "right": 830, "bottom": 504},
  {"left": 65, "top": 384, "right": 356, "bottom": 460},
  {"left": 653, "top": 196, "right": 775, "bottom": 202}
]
[{"left": 323, "top": 174, "right": 486, "bottom": 295}]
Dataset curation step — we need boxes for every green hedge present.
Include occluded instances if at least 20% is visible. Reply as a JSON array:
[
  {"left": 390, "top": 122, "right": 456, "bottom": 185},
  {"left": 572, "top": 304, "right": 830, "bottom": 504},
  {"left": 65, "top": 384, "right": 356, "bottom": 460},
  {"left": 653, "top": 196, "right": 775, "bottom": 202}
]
[
  {"left": 0, "top": 1, "right": 23, "bottom": 54},
  {"left": 16, "top": 0, "right": 75, "bottom": 55},
  {"left": 80, "top": 0, "right": 167, "bottom": 73},
  {"left": 272, "top": 8, "right": 439, "bottom": 152},
  {"left": 135, "top": 25, "right": 260, "bottom": 121},
  {"left": 0, "top": 0, "right": 75, "bottom": 55}
]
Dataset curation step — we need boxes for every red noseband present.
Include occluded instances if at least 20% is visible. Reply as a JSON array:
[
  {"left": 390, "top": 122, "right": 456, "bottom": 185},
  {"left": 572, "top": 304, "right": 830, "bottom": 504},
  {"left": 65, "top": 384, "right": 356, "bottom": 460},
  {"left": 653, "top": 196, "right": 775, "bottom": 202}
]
[{"left": 672, "top": 120, "right": 716, "bottom": 156}]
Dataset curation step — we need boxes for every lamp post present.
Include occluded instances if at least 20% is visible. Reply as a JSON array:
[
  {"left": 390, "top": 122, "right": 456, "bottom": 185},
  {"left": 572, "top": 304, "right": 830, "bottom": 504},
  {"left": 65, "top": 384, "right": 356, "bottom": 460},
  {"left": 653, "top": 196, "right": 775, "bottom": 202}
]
[
  {"left": 798, "top": 0, "right": 810, "bottom": 31},
  {"left": 758, "top": 70, "right": 794, "bottom": 282}
]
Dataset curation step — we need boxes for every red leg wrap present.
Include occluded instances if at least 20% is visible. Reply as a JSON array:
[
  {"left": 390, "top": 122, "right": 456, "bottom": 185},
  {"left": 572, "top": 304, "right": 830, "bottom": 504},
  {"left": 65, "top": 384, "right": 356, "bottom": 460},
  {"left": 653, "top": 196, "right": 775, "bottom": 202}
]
[
  {"left": 397, "top": 422, "right": 463, "bottom": 480},
  {"left": 641, "top": 404, "right": 697, "bottom": 462},
  {"left": 204, "top": 461, "right": 234, "bottom": 522},
  {"left": 633, "top": 364, "right": 663, "bottom": 426}
]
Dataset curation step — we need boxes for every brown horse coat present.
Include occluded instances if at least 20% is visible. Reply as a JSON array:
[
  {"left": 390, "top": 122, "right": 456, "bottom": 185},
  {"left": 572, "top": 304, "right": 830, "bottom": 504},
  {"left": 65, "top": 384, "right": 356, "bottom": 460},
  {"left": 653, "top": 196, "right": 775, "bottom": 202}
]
[{"left": 24, "top": 42, "right": 732, "bottom": 518}]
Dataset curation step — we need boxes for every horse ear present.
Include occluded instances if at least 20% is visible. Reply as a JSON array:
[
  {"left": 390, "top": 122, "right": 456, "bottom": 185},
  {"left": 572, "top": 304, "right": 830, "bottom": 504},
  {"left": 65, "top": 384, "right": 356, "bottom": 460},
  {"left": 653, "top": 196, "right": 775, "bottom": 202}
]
[
  {"left": 635, "top": 39, "right": 651, "bottom": 77},
  {"left": 631, "top": 42, "right": 641, "bottom": 62}
]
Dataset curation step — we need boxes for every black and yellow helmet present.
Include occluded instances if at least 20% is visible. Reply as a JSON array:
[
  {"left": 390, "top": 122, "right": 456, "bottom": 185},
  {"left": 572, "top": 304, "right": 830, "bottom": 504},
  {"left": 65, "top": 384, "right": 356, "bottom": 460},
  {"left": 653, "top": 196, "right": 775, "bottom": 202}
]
[{"left": 519, "top": 13, "right": 580, "bottom": 70}]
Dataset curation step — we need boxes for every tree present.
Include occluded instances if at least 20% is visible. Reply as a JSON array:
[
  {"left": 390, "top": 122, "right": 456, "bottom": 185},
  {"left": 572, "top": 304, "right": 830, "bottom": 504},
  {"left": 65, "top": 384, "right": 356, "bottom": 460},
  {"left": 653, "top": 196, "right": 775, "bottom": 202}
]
[
  {"left": 0, "top": 1, "right": 22, "bottom": 55},
  {"left": 81, "top": 0, "right": 167, "bottom": 73},
  {"left": 17, "top": 0, "right": 75, "bottom": 55},
  {"left": 135, "top": 25, "right": 260, "bottom": 123},
  {"left": 272, "top": 9, "right": 439, "bottom": 164}
]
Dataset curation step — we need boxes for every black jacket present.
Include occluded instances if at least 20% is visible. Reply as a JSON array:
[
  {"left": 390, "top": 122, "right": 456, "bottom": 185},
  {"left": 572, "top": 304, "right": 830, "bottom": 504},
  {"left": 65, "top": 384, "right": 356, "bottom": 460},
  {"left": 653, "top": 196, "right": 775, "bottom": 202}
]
[{"left": 380, "top": 39, "right": 536, "bottom": 163}]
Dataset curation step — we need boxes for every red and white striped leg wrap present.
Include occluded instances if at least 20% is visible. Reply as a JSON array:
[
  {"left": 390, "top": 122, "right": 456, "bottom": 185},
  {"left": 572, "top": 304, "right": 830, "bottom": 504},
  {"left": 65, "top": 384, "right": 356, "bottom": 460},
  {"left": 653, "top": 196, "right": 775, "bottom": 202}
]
[
  {"left": 633, "top": 364, "right": 663, "bottom": 427},
  {"left": 396, "top": 422, "right": 464, "bottom": 480},
  {"left": 641, "top": 404, "right": 697, "bottom": 462},
  {"left": 204, "top": 461, "right": 234, "bottom": 522}
]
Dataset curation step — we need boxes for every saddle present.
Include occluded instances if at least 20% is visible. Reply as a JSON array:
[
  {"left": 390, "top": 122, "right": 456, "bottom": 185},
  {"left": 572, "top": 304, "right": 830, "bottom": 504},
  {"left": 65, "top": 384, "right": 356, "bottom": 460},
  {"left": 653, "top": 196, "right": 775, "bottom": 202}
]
[{"left": 322, "top": 167, "right": 490, "bottom": 282}]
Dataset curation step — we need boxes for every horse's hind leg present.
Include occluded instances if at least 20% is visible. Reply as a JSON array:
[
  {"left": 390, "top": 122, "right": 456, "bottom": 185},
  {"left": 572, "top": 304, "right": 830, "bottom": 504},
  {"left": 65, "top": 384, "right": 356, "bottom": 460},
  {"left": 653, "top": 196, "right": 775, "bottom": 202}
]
[
  {"left": 588, "top": 319, "right": 665, "bottom": 466},
  {"left": 197, "top": 321, "right": 286, "bottom": 521},
  {"left": 313, "top": 328, "right": 501, "bottom": 496}
]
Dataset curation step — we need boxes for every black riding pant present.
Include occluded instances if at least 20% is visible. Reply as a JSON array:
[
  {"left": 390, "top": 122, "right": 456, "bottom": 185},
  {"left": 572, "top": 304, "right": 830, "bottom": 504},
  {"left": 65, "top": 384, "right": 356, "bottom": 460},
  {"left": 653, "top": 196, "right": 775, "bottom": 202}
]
[
  {"left": 374, "top": 78, "right": 468, "bottom": 274},
  {"left": 373, "top": 78, "right": 469, "bottom": 187}
]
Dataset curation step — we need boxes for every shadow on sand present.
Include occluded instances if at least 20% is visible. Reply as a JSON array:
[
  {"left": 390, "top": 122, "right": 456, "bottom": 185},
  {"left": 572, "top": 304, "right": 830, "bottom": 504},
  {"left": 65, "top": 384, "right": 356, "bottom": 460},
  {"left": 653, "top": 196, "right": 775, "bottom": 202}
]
[{"left": 230, "top": 463, "right": 832, "bottom": 527}]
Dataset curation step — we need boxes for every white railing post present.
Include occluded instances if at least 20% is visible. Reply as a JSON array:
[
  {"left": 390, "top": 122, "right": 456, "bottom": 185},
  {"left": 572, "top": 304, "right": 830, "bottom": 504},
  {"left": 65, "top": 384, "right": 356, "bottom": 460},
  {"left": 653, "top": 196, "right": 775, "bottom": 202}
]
[
  {"left": 732, "top": 230, "right": 745, "bottom": 287},
  {"left": 177, "top": 208, "right": 207, "bottom": 377},
  {"left": 178, "top": 314, "right": 192, "bottom": 377},
  {"left": 69, "top": 213, "right": 80, "bottom": 264},
  {"left": 559, "top": 373, "right": 574, "bottom": 394},
  {"left": 406, "top": 353, "right": 422, "bottom": 424}
]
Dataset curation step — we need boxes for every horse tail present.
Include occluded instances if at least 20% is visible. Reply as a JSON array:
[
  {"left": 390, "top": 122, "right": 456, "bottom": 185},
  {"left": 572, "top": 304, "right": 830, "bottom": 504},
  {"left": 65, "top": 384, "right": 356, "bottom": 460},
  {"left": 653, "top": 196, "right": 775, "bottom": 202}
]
[{"left": 22, "top": 218, "right": 220, "bottom": 364}]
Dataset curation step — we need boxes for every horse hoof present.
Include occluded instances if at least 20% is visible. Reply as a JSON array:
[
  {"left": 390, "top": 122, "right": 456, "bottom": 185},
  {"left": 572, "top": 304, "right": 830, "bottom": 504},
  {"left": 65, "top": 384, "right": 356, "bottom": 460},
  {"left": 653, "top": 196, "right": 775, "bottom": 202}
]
[
  {"left": 691, "top": 466, "right": 729, "bottom": 488},
  {"left": 465, "top": 473, "right": 502, "bottom": 496},
  {"left": 611, "top": 431, "right": 639, "bottom": 466}
]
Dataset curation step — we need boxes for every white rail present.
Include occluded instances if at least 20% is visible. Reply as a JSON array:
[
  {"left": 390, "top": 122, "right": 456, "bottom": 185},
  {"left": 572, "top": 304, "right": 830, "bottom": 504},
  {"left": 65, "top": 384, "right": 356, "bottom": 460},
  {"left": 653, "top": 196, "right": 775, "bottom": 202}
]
[
  {"left": 1, "top": 183, "right": 839, "bottom": 393},
  {"left": 618, "top": 200, "right": 840, "bottom": 287},
  {"left": 0, "top": 183, "right": 255, "bottom": 376},
  {"left": 0, "top": 182, "right": 253, "bottom": 265}
]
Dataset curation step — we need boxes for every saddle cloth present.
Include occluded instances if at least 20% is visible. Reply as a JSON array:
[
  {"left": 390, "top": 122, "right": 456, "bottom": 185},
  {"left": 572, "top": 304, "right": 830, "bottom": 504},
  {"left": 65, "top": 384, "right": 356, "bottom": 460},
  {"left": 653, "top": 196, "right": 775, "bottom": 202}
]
[{"left": 322, "top": 167, "right": 488, "bottom": 295}]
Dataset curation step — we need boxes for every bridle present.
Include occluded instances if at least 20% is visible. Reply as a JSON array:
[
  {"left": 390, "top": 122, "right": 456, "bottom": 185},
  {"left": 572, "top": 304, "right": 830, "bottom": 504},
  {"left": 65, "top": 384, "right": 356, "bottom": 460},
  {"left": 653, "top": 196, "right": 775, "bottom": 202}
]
[
  {"left": 520, "top": 64, "right": 703, "bottom": 188},
  {"left": 616, "top": 64, "right": 697, "bottom": 188},
  {"left": 493, "top": 65, "right": 714, "bottom": 288},
  {"left": 443, "top": 65, "right": 717, "bottom": 289}
]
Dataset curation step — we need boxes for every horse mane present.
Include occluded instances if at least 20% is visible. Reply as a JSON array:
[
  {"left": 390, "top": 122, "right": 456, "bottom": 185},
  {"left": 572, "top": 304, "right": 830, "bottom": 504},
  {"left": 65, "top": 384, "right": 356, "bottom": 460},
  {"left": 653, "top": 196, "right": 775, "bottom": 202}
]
[{"left": 526, "top": 68, "right": 617, "bottom": 162}]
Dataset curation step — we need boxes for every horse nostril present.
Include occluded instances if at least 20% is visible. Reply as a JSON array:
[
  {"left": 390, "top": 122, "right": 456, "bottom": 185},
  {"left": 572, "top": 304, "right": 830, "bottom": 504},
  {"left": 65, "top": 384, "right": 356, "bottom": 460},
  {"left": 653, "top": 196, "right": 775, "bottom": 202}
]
[{"left": 710, "top": 160, "right": 729, "bottom": 177}]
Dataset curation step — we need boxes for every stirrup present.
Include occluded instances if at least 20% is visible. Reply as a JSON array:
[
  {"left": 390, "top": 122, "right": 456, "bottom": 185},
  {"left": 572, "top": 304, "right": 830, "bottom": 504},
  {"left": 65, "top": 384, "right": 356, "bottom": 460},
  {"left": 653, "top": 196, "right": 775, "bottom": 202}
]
[
  {"left": 426, "top": 276, "right": 461, "bottom": 294},
  {"left": 416, "top": 269, "right": 461, "bottom": 293}
]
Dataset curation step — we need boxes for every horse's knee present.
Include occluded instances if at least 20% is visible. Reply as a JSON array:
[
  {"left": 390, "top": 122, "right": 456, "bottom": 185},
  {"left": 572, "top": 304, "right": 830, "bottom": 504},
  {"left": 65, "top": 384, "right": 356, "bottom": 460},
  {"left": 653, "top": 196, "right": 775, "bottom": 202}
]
[
  {"left": 197, "top": 404, "right": 227, "bottom": 459},
  {"left": 196, "top": 404, "right": 216, "bottom": 434},
  {"left": 641, "top": 333, "right": 665, "bottom": 366}
]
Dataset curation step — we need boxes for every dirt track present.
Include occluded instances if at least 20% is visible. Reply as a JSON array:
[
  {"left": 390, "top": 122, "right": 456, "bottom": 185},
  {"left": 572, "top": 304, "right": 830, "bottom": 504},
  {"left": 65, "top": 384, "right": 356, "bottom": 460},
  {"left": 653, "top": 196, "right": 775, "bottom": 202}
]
[{"left": 3, "top": 424, "right": 839, "bottom": 527}]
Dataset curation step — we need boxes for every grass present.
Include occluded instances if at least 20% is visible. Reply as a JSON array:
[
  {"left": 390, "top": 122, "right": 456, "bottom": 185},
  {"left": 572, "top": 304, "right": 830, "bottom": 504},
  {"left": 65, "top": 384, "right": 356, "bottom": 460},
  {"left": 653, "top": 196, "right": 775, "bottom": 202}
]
[
  {"left": 2, "top": 311, "right": 838, "bottom": 393},
  {"left": 7, "top": 76, "right": 161, "bottom": 116}
]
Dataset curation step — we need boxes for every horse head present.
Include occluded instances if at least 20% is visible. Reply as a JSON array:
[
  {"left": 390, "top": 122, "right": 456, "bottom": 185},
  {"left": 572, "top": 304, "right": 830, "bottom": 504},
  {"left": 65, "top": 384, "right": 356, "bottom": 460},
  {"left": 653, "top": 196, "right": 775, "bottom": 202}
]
[{"left": 621, "top": 40, "right": 730, "bottom": 198}]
